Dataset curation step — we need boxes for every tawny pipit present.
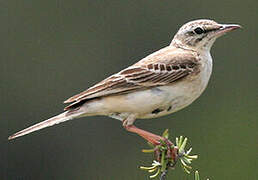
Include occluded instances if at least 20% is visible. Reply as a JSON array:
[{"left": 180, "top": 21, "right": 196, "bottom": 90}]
[{"left": 9, "top": 19, "right": 241, "bottom": 141}]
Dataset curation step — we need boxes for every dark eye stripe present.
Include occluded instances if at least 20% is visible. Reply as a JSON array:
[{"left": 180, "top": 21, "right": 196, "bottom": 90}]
[{"left": 193, "top": 27, "right": 220, "bottom": 35}]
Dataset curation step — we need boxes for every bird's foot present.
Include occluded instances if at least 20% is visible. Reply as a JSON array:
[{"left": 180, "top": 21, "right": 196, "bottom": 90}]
[{"left": 153, "top": 139, "right": 178, "bottom": 163}]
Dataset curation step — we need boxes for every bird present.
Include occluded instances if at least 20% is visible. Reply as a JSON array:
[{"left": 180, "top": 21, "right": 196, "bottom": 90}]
[{"left": 8, "top": 19, "right": 241, "bottom": 142}]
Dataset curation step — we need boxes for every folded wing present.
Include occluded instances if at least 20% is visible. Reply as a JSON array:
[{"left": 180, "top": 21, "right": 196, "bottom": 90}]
[{"left": 64, "top": 56, "right": 200, "bottom": 110}]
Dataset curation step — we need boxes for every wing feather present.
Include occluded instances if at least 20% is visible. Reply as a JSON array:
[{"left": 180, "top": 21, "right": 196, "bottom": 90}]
[{"left": 64, "top": 52, "right": 200, "bottom": 110}]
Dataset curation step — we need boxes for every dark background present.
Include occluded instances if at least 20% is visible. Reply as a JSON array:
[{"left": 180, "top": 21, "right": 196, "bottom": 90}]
[{"left": 2, "top": 0, "right": 257, "bottom": 179}]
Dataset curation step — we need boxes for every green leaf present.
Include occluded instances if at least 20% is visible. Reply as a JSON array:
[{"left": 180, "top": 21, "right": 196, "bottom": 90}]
[
  {"left": 178, "top": 136, "right": 183, "bottom": 147},
  {"left": 142, "top": 149, "right": 155, "bottom": 153},
  {"left": 179, "top": 137, "right": 187, "bottom": 154},
  {"left": 195, "top": 171, "right": 200, "bottom": 180},
  {"left": 140, "top": 166, "right": 156, "bottom": 170},
  {"left": 185, "top": 154, "right": 198, "bottom": 159},
  {"left": 150, "top": 167, "right": 160, "bottom": 178},
  {"left": 162, "top": 129, "right": 169, "bottom": 139}
]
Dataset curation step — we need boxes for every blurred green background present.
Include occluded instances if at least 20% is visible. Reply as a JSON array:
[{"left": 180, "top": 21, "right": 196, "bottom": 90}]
[{"left": 2, "top": 0, "right": 257, "bottom": 179}]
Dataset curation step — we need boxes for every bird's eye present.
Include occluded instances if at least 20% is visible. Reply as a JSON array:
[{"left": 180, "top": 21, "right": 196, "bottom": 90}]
[{"left": 194, "top": 27, "right": 204, "bottom": 34}]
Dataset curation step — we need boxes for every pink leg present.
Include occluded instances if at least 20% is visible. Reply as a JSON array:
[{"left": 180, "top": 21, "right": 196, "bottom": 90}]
[
  {"left": 125, "top": 125, "right": 177, "bottom": 162},
  {"left": 125, "top": 125, "right": 165, "bottom": 145}
]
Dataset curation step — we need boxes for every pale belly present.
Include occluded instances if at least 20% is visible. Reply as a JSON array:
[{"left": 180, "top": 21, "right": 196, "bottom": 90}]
[{"left": 104, "top": 78, "right": 206, "bottom": 119}]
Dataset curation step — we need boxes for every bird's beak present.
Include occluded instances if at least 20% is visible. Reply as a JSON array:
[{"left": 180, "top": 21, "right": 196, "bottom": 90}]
[{"left": 214, "top": 24, "right": 242, "bottom": 36}]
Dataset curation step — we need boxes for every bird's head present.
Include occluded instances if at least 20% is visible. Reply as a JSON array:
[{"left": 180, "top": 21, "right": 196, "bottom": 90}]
[{"left": 171, "top": 19, "right": 241, "bottom": 51}]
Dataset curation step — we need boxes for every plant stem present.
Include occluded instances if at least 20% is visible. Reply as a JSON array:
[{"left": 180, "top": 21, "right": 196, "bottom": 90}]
[{"left": 159, "top": 170, "right": 167, "bottom": 180}]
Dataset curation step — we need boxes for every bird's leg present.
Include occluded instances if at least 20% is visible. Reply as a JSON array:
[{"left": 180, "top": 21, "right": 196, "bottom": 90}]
[
  {"left": 122, "top": 115, "right": 164, "bottom": 145},
  {"left": 123, "top": 116, "right": 175, "bottom": 160},
  {"left": 124, "top": 124, "right": 163, "bottom": 145},
  {"left": 124, "top": 124, "right": 176, "bottom": 162}
]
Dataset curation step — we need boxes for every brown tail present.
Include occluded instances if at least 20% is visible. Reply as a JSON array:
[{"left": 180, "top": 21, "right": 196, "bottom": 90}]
[{"left": 8, "top": 111, "right": 82, "bottom": 140}]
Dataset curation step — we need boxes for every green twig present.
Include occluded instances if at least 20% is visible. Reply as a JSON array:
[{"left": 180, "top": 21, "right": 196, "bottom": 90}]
[{"left": 140, "top": 130, "right": 198, "bottom": 179}]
